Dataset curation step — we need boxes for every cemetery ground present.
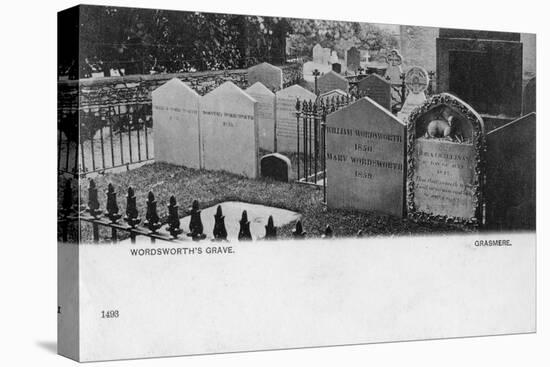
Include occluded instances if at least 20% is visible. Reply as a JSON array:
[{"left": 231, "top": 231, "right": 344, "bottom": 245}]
[{"left": 73, "top": 161, "right": 471, "bottom": 243}]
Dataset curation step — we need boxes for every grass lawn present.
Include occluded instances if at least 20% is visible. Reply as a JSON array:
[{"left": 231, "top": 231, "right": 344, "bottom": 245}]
[{"left": 65, "top": 161, "right": 469, "bottom": 243}]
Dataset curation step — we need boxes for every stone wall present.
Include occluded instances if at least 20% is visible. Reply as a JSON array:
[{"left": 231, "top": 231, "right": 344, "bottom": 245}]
[{"left": 58, "top": 63, "right": 303, "bottom": 110}]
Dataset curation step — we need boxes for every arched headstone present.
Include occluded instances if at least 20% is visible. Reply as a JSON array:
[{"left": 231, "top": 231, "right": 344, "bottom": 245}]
[{"left": 406, "top": 93, "right": 485, "bottom": 226}]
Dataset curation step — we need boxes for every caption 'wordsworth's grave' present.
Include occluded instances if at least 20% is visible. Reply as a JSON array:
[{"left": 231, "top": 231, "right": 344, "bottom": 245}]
[
  {"left": 152, "top": 78, "right": 201, "bottom": 169},
  {"left": 407, "top": 93, "right": 485, "bottom": 225},
  {"left": 326, "top": 97, "right": 406, "bottom": 217},
  {"left": 201, "top": 81, "right": 259, "bottom": 178}
]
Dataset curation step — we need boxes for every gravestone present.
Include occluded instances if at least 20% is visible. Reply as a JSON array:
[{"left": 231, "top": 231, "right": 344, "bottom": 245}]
[
  {"left": 152, "top": 78, "right": 201, "bottom": 169},
  {"left": 357, "top": 74, "right": 392, "bottom": 111},
  {"left": 302, "top": 61, "right": 331, "bottom": 83},
  {"left": 347, "top": 47, "right": 361, "bottom": 73},
  {"left": 407, "top": 93, "right": 485, "bottom": 225},
  {"left": 245, "top": 82, "right": 276, "bottom": 151},
  {"left": 523, "top": 77, "right": 536, "bottom": 115},
  {"left": 326, "top": 97, "right": 406, "bottom": 217},
  {"left": 322, "top": 48, "right": 331, "bottom": 64},
  {"left": 317, "top": 71, "right": 349, "bottom": 94},
  {"left": 397, "top": 66, "right": 429, "bottom": 122},
  {"left": 247, "top": 62, "right": 283, "bottom": 92},
  {"left": 330, "top": 50, "right": 339, "bottom": 64},
  {"left": 312, "top": 44, "right": 324, "bottom": 64},
  {"left": 319, "top": 89, "right": 348, "bottom": 104},
  {"left": 385, "top": 49, "right": 403, "bottom": 84},
  {"left": 486, "top": 113, "right": 536, "bottom": 230},
  {"left": 201, "top": 82, "right": 259, "bottom": 178},
  {"left": 332, "top": 63, "right": 342, "bottom": 74},
  {"left": 436, "top": 29, "right": 523, "bottom": 116},
  {"left": 260, "top": 153, "right": 291, "bottom": 182},
  {"left": 275, "top": 85, "right": 317, "bottom": 153}
]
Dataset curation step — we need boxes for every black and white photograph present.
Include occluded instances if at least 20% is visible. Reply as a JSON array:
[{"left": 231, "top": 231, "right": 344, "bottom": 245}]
[{"left": 3, "top": 0, "right": 548, "bottom": 366}]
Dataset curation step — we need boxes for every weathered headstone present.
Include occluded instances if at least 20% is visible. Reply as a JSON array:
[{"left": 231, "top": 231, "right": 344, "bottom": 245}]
[
  {"left": 332, "top": 63, "right": 342, "bottom": 74},
  {"left": 312, "top": 44, "right": 324, "bottom": 64},
  {"left": 436, "top": 29, "right": 523, "bottom": 116},
  {"left": 319, "top": 89, "right": 348, "bottom": 104},
  {"left": 275, "top": 85, "right": 317, "bottom": 153},
  {"left": 247, "top": 62, "right": 283, "bottom": 92},
  {"left": 407, "top": 93, "right": 485, "bottom": 225},
  {"left": 317, "top": 71, "right": 349, "bottom": 94},
  {"left": 201, "top": 82, "right": 259, "bottom": 178},
  {"left": 357, "top": 74, "right": 392, "bottom": 111},
  {"left": 322, "top": 48, "right": 331, "bottom": 65},
  {"left": 302, "top": 61, "right": 331, "bottom": 83},
  {"left": 486, "top": 113, "right": 536, "bottom": 230},
  {"left": 260, "top": 153, "right": 291, "bottom": 182},
  {"left": 385, "top": 49, "right": 403, "bottom": 84},
  {"left": 522, "top": 77, "right": 536, "bottom": 115},
  {"left": 152, "top": 78, "right": 201, "bottom": 168},
  {"left": 397, "top": 66, "right": 429, "bottom": 122},
  {"left": 346, "top": 47, "right": 361, "bottom": 73},
  {"left": 245, "top": 82, "right": 276, "bottom": 151},
  {"left": 326, "top": 97, "right": 406, "bottom": 217},
  {"left": 330, "top": 50, "right": 339, "bottom": 64}
]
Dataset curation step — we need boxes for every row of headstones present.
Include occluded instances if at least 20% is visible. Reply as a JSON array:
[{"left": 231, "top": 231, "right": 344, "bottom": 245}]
[
  {"left": 325, "top": 91, "right": 536, "bottom": 230},
  {"left": 153, "top": 75, "right": 321, "bottom": 179},
  {"left": 308, "top": 45, "right": 404, "bottom": 83}
]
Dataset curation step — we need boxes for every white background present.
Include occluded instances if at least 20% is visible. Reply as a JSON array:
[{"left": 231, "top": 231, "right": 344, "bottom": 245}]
[{"left": 0, "top": 0, "right": 548, "bottom": 365}]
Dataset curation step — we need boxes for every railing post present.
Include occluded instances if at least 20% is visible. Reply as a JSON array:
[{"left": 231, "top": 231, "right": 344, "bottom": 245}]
[
  {"left": 124, "top": 187, "right": 141, "bottom": 244},
  {"left": 87, "top": 179, "right": 102, "bottom": 243},
  {"left": 106, "top": 183, "right": 122, "bottom": 243},
  {"left": 295, "top": 99, "right": 301, "bottom": 181}
]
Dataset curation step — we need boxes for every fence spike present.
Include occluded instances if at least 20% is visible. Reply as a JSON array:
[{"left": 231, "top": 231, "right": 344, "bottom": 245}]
[
  {"left": 322, "top": 225, "right": 333, "bottom": 239},
  {"left": 238, "top": 210, "right": 252, "bottom": 241},
  {"left": 292, "top": 220, "right": 306, "bottom": 239},
  {"left": 188, "top": 199, "right": 206, "bottom": 241},
  {"left": 264, "top": 215, "right": 277, "bottom": 240},
  {"left": 106, "top": 183, "right": 122, "bottom": 223},
  {"left": 212, "top": 205, "right": 228, "bottom": 241},
  {"left": 62, "top": 179, "right": 73, "bottom": 216},
  {"left": 166, "top": 196, "right": 183, "bottom": 238},
  {"left": 124, "top": 186, "right": 141, "bottom": 228},
  {"left": 87, "top": 179, "right": 102, "bottom": 218},
  {"left": 145, "top": 191, "right": 162, "bottom": 233}
]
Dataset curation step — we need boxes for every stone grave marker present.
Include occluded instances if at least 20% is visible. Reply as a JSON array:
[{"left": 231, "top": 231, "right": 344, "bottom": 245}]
[
  {"left": 317, "top": 71, "right": 349, "bottom": 94},
  {"left": 322, "top": 48, "right": 331, "bottom": 64},
  {"left": 260, "top": 153, "right": 291, "bottom": 182},
  {"left": 312, "top": 44, "right": 324, "bottom": 64},
  {"left": 385, "top": 49, "right": 403, "bottom": 84},
  {"left": 275, "top": 85, "right": 317, "bottom": 153},
  {"left": 523, "top": 77, "right": 536, "bottom": 115},
  {"left": 247, "top": 62, "right": 283, "bottom": 92},
  {"left": 397, "top": 66, "right": 429, "bottom": 122},
  {"left": 302, "top": 61, "right": 331, "bottom": 83},
  {"left": 485, "top": 112, "right": 536, "bottom": 230},
  {"left": 332, "top": 63, "right": 342, "bottom": 74},
  {"left": 318, "top": 89, "right": 348, "bottom": 104},
  {"left": 201, "top": 81, "right": 259, "bottom": 178},
  {"left": 245, "top": 82, "right": 276, "bottom": 151},
  {"left": 152, "top": 78, "right": 201, "bottom": 169},
  {"left": 437, "top": 29, "right": 523, "bottom": 116},
  {"left": 406, "top": 93, "right": 485, "bottom": 225},
  {"left": 330, "top": 50, "right": 339, "bottom": 64},
  {"left": 326, "top": 97, "right": 406, "bottom": 217},
  {"left": 357, "top": 74, "right": 392, "bottom": 111},
  {"left": 347, "top": 47, "right": 361, "bottom": 73}
]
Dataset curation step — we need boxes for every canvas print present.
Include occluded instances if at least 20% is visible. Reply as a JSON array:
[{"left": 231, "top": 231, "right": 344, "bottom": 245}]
[{"left": 58, "top": 4, "right": 536, "bottom": 362}]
